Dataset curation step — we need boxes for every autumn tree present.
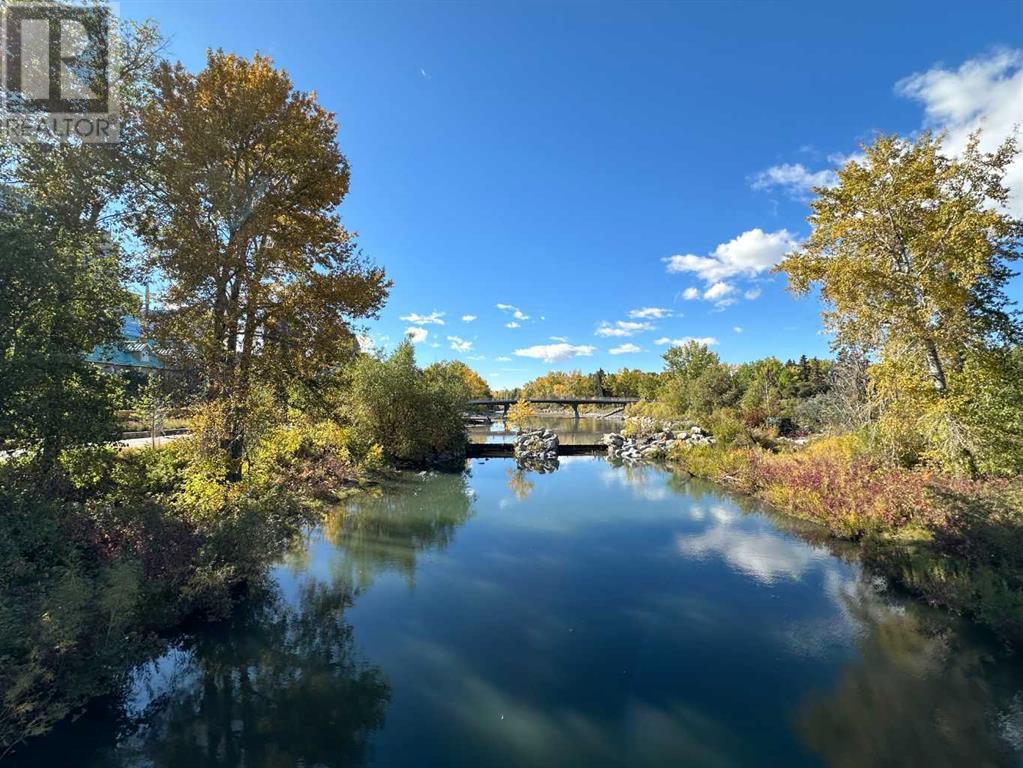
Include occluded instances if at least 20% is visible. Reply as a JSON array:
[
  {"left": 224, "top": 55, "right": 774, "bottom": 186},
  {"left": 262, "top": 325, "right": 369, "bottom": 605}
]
[
  {"left": 779, "top": 132, "right": 1022, "bottom": 473},
  {"left": 426, "top": 360, "right": 491, "bottom": 400},
  {"left": 134, "top": 51, "right": 389, "bottom": 478}
]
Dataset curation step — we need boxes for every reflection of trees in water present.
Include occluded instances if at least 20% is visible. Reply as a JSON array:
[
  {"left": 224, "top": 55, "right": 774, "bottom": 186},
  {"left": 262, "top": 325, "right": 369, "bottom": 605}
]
[
  {"left": 798, "top": 582, "right": 1020, "bottom": 768},
  {"left": 506, "top": 467, "right": 535, "bottom": 500},
  {"left": 323, "top": 472, "right": 475, "bottom": 589},
  {"left": 121, "top": 580, "right": 390, "bottom": 768}
]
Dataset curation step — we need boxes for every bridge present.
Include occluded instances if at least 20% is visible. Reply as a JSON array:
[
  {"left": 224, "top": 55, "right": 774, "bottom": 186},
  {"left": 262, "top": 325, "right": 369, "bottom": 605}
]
[{"left": 467, "top": 396, "right": 639, "bottom": 418}]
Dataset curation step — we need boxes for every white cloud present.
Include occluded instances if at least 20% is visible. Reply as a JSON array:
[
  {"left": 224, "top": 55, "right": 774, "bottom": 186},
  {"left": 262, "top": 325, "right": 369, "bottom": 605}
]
[
  {"left": 744, "top": 287, "right": 762, "bottom": 300},
  {"left": 400, "top": 311, "right": 445, "bottom": 325},
  {"left": 496, "top": 356, "right": 512, "bottom": 362},
  {"left": 595, "top": 320, "right": 655, "bottom": 337},
  {"left": 733, "top": 326, "right": 743, "bottom": 334},
  {"left": 677, "top": 527, "right": 826, "bottom": 584},
  {"left": 664, "top": 228, "right": 798, "bottom": 284},
  {"left": 609, "top": 343, "right": 642, "bottom": 355},
  {"left": 447, "top": 335, "right": 472, "bottom": 353},
  {"left": 628, "top": 307, "right": 674, "bottom": 319},
  {"left": 655, "top": 336, "right": 719, "bottom": 347},
  {"left": 896, "top": 48, "right": 1023, "bottom": 216},
  {"left": 681, "top": 287, "right": 701, "bottom": 301},
  {"left": 461, "top": 314, "right": 477, "bottom": 322},
  {"left": 505, "top": 321, "right": 521, "bottom": 329},
  {"left": 405, "top": 326, "right": 429, "bottom": 344},
  {"left": 549, "top": 335, "right": 569, "bottom": 343},
  {"left": 356, "top": 334, "right": 375, "bottom": 351},
  {"left": 702, "top": 281, "right": 734, "bottom": 301},
  {"left": 496, "top": 303, "right": 530, "bottom": 321},
  {"left": 514, "top": 343, "right": 595, "bottom": 363},
  {"left": 749, "top": 163, "right": 837, "bottom": 197}
]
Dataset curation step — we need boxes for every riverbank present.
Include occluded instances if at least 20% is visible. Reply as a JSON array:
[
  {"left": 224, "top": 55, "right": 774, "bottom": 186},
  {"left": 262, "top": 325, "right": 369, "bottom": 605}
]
[
  {"left": 12, "top": 456, "right": 1022, "bottom": 766},
  {"left": 0, "top": 421, "right": 382, "bottom": 757},
  {"left": 664, "top": 437, "right": 1023, "bottom": 646}
]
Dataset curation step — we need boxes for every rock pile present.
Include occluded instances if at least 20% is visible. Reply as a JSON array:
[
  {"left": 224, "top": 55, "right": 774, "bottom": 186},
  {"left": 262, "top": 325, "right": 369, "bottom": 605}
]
[
  {"left": 602, "top": 425, "right": 715, "bottom": 462},
  {"left": 514, "top": 428, "right": 559, "bottom": 463}
]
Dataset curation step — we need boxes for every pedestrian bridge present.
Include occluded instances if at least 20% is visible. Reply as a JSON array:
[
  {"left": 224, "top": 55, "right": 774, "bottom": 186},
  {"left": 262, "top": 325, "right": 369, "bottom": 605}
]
[{"left": 467, "top": 396, "right": 639, "bottom": 417}]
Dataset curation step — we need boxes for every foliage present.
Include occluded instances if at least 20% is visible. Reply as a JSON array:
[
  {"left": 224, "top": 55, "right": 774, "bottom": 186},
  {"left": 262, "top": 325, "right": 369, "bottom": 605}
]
[
  {"left": 133, "top": 50, "right": 390, "bottom": 477},
  {"left": 0, "top": 403, "right": 382, "bottom": 755},
  {"left": 659, "top": 341, "right": 740, "bottom": 420},
  {"left": 779, "top": 131, "right": 1023, "bottom": 473},
  {"left": 603, "top": 368, "right": 662, "bottom": 399},
  {"left": 427, "top": 360, "right": 491, "bottom": 399},
  {"left": 0, "top": 193, "right": 135, "bottom": 466},
  {"left": 506, "top": 397, "right": 537, "bottom": 425},
  {"left": 344, "top": 341, "right": 469, "bottom": 465},
  {"left": 0, "top": 17, "right": 162, "bottom": 470}
]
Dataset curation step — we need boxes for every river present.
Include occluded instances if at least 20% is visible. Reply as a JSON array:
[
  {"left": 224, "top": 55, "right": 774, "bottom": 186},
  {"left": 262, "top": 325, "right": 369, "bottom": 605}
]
[{"left": 12, "top": 456, "right": 1023, "bottom": 767}]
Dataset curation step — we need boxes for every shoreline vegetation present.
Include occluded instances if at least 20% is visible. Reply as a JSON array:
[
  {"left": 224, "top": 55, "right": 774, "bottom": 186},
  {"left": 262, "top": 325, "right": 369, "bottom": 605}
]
[
  {"left": 655, "top": 427, "right": 1023, "bottom": 646},
  {"left": 2, "top": 14, "right": 1022, "bottom": 760}
]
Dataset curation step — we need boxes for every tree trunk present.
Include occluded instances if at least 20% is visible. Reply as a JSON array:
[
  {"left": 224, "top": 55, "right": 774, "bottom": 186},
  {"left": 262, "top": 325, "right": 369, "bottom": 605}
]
[{"left": 923, "top": 337, "right": 947, "bottom": 392}]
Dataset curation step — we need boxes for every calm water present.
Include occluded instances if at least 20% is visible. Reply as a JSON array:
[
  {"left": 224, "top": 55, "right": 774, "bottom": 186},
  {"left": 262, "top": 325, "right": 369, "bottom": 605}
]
[
  {"left": 13, "top": 457, "right": 1023, "bottom": 767},
  {"left": 468, "top": 415, "right": 622, "bottom": 445}
]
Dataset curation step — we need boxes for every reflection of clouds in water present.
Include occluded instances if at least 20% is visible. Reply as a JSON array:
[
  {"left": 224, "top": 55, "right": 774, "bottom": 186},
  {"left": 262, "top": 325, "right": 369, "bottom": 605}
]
[
  {"left": 676, "top": 525, "right": 830, "bottom": 584},
  {"left": 999, "top": 694, "right": 1023, "bottom": 750},
  {"left": 776, "top": 569, "right": 863, "bottom": 658},
  {"left": 599, "top": 465, "right": 670, "bottom": 502},
  {"left": 400, "top": 639, "right": 735, "bottom": 767}
]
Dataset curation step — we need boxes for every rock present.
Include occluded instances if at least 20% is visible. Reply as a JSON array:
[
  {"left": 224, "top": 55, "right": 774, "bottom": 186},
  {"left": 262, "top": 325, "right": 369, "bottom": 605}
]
[
  {"left": 605, "top": 424, "right": 712, "bottom": 463},
  {"left": 514, "top": 428, "right": 559, "bottom": 466}
]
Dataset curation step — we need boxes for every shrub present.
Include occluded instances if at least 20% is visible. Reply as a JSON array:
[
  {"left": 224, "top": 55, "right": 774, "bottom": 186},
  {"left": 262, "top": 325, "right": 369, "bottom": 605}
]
[{"left": 344, "top": 341, "right": 469, "bottom": 465}]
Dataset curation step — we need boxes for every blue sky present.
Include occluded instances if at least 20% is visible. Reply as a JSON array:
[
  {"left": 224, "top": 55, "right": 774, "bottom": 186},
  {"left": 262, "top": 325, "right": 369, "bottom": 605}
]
[{"left": 124, "top": 1, "right": 1023, "bottom": 388}]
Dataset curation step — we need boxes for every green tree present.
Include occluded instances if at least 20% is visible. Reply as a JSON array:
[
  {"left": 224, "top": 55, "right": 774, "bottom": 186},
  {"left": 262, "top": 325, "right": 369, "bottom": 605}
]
[
  {"left": 345, "top": 341, "right": 468, "bottom": 464},
  {"left": 779, "top": 132, "right": 1023, "bottom": 473},
  {"left": 134, "top": 51, "right": 389, "bottom": 478},
  {"left": 0, "top": 18, "right": 162, "bottom": 470},
  {"left": 0, "top": 196, "right": 135, "bottom": 466},
  {"left": 660, "top": 341, "right": 738, "bottom": 419}
]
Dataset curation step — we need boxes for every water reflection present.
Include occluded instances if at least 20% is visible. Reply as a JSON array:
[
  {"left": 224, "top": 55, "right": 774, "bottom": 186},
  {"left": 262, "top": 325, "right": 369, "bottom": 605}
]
[
  {"left": 468, "top": 415, "right": 622, "bottom": 446},
  {"left": 322, "top": 471, "right": 475, "bottom": 589},
  {"left": 798, "top": 582, "right": 1020, "bottom": 768},
  {"left": 10, "top": 579, "right": 391, "bottom": 768},
  {"left": 13, "top": 458, "right": 1023, "bottom": 767},
  {"left": 506, "top": 467, "right": 535, "bottom": 500}
]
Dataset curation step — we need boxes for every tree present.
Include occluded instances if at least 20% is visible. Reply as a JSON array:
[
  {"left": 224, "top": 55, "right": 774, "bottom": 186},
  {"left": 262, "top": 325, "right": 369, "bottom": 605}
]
[
  {"left": 779, "top": 132, "right": 1023, "bottom": 473},
  {"left": 134, "top": 52, "right": 389, "bottom": 478},
  {"left": 659, "top": 341, "right": 738, "bottom": 419},
  {"left": 0, "top": 193, "right": 136, "bottom": 466},
  {"left": 426, "top": 360, "right": 491, "bottom": 399},
  {"left": 662, "top": 340, "right": 719, "bottom": 381},
  {"left": 0, "top": 18, "right": 162, "bottom": 470},
  {"left": 345, "top": 342, "right": 468, "bottom": 464}
]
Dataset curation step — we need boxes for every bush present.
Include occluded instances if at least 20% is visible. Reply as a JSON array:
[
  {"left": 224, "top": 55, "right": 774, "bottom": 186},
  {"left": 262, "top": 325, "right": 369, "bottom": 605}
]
[{"left": 344, "top": 341, "right": 469, "bottom": 465}]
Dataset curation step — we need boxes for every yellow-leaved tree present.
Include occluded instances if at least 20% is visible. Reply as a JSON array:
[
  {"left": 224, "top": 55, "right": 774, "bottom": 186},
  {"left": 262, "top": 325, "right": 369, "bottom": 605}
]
[
  {"left": 779, "top": 132, "right": 1023, "bottom": 474},
  {"left": 133, "top": 51, "right": 390, "bottom": 479}
]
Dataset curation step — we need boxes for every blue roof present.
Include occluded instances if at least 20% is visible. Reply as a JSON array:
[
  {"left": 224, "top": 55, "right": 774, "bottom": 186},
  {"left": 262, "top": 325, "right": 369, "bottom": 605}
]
[{"left": 87, "top": 317, "right": 164, "bottom": 369}]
